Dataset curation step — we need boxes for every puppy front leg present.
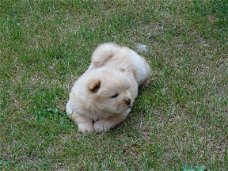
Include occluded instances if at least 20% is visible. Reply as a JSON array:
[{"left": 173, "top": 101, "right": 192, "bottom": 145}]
[
  {"left": 94, "top": 113, "right": 128, "bottom": 132},
  {"left": 71, "top": 114, "right": 94, "bottom": 133}
]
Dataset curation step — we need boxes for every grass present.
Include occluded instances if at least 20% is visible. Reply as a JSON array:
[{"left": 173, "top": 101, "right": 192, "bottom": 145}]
[{"left": 0, "top": 0, "right": 227, "bottom": 170}]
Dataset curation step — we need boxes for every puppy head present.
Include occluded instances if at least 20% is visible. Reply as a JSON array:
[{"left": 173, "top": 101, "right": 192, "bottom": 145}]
[{"left": 87, "top": 70, "right": 137, "bottom": 115}]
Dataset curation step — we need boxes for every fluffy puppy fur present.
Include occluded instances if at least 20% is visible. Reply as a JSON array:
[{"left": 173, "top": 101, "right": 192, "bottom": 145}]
[{"left": 66, "top": 43, "right": 151, "bottom": 133}]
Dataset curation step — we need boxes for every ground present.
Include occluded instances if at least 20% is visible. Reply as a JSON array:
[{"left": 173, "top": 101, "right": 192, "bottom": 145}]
[{"left": 0, "top": 0, "right": 227, "bottom": 170}]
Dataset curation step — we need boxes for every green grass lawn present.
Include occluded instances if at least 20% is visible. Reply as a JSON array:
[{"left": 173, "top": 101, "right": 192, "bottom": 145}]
[{"left": 1, "top": 0, "right": 227, "bottom": 170}]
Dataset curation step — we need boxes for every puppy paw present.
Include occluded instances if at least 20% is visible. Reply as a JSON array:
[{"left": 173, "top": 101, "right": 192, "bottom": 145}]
[
  {"left": 78, "top": 123, "right": 94, "bottom": 133},
  {"left": 94, "top": 120, "right": 111, "bottom": 133}
]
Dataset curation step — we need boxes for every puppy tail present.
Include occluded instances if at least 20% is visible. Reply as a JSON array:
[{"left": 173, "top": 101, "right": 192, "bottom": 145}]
[{"left": 91, "top": 42, "right": 121, "bottom": 67}]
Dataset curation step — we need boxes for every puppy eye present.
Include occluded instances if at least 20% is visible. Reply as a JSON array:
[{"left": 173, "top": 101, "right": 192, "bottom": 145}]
[{"left": 110, "top": 93, "right": 118, "bottom": 98}]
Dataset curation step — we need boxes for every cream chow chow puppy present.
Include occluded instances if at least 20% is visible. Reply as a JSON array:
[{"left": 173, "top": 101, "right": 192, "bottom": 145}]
[{"left": 66, "top": 43, "right": 151, "bottom": 133}]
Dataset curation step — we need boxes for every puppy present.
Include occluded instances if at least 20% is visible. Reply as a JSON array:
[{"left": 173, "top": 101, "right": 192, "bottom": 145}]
[{"left": 66, "top": 43, "right": 151, "bottom": 133}]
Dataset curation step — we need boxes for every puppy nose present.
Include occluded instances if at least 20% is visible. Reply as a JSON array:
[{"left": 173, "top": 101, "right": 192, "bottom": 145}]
[{"left": 125, "top": 99, "right": 131, "bottom": 106}]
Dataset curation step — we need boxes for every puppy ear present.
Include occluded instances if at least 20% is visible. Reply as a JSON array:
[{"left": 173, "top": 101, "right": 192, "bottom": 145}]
[{"left": 88, "top": 79, "right": 101, "bottom": 93}]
